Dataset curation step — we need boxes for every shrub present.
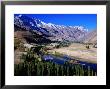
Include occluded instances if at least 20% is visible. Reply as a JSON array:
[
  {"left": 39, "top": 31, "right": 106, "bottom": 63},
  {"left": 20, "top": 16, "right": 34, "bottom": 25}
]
[{"left": 86, "top": 45, "right": 90, "bottom": 49}]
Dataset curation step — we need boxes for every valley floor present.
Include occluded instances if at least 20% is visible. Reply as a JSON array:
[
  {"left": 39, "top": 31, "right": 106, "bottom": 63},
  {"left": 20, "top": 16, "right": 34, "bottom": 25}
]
[{"left": 48, "top": 43, "right": 97, "bottom": 64}]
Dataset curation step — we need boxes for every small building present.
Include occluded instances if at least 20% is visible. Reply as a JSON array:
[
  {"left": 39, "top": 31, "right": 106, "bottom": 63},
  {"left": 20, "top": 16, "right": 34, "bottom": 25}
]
[
  {"left": 23, "top": 43, "right": 34, "bottom": 49},
  {"left": 49, "top": 43, "right": 59, "bottom": 47}
]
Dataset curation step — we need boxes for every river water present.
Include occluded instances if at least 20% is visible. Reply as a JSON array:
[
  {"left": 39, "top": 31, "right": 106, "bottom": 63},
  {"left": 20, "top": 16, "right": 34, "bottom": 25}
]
[{"left": 42, "top": 54, "right": 97, "bottom": 72}]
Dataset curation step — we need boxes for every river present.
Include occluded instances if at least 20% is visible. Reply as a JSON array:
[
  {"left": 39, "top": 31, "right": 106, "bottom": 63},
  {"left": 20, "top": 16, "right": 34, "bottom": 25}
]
[{"left": 42, "top": 54, "right": 97, "bottom": 72}]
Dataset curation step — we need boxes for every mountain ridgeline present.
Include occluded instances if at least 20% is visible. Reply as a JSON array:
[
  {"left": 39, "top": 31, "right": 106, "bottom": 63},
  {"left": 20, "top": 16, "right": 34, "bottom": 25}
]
[{"left": 14, "top": 14, "right": 97, "bottom": 44}]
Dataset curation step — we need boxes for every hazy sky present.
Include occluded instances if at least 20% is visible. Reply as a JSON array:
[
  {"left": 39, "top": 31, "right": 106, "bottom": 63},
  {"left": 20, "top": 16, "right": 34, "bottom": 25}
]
[{"left": 15, "top": 14, "right": 97, "bottom": 31}]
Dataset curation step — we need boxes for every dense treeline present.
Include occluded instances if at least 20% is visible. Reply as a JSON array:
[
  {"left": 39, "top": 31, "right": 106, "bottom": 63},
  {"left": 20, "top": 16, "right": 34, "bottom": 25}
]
[
  {"left": 14, "top": 48, "right": 96, "bottom": 76},
  {"left": 15, "top": 61, "right": 96, "bottom": 76}
]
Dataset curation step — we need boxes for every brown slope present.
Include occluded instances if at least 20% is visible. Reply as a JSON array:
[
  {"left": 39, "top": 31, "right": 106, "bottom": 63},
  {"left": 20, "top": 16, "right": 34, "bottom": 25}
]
[{"left": 83, "top": 30, "right": 97, "bottom": 44}]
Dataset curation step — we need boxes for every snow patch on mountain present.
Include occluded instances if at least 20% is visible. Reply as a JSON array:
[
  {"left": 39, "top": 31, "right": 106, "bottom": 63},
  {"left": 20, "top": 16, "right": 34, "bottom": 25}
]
[{"left": 14, "top": 14, "right": 89, "bottom": 42}]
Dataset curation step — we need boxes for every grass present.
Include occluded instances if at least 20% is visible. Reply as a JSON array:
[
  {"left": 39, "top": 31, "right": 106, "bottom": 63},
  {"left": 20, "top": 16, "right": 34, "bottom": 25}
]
[{"left": 53, "top": 51, "right": 64, "bottom": 57}]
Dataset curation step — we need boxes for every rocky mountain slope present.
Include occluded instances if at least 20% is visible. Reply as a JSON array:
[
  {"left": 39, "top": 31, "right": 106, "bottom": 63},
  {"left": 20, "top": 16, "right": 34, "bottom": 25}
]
[
  {"left": 14, "top": 14, "right": 88, "bottom": 42},
  {"left": 14, "top": 14, "right": 97, "bottom": 44},
  {"left": 82, "top": 30, "right": 97, "bottom": 44}
]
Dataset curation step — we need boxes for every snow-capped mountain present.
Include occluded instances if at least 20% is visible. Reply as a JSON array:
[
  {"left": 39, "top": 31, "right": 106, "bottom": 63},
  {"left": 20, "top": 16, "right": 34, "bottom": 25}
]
[{"left": 14, "top": 14, "right": 88, "bottom": 42}]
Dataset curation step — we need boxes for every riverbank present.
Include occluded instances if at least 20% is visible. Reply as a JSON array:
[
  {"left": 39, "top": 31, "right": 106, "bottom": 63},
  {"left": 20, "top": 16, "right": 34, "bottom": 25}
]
[
  {"left": 48, "top": 43, "right": 97, "bottom": 64},
  {"left": 14, "top": 43, "right": 97, "bottom": 76}
]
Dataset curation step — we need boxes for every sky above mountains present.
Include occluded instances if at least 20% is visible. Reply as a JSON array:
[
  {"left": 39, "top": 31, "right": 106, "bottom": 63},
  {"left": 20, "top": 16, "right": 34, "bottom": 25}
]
[{"left": 15, "top": 14, "right": 97, "bottom": 31}]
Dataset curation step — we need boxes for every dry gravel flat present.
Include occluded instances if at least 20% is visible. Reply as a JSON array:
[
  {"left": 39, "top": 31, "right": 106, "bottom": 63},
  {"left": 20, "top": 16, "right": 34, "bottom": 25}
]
[{"left": 49, "top": 43, "right": 97, "bottom": 64}]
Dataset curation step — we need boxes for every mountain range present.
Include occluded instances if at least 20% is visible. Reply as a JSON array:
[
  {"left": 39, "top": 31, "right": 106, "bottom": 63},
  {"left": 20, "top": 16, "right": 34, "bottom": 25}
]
[{"left": 14, "top": 14, "right": 96, "bottom": 44}]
